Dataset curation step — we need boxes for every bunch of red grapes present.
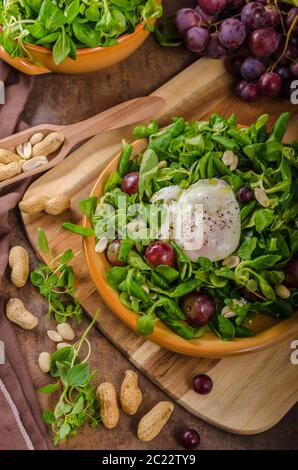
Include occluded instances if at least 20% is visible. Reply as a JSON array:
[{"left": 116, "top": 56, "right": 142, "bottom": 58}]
[{"left": 173, "top": 1, "right": 298, "bottom": 102}]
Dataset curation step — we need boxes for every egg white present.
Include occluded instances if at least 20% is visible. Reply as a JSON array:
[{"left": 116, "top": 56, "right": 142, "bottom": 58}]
[{"left": 151, "top": 178, "right": 241, "bottom": 262}]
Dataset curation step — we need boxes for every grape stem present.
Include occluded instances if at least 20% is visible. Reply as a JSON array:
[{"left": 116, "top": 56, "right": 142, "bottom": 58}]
[
  {"left": 211, "top": 12, "right": 241, "bottom": 29},
  {"left": 270, "top": 15, "right": 298, "bottom": 72},
  {"left": 274, "top": 0, "right": 286, "bottom": 35}
]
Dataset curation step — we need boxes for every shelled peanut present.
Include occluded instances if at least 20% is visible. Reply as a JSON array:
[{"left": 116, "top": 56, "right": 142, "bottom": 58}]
[{"left": 0, "top": 131, "right": 64, "bottom": 182}]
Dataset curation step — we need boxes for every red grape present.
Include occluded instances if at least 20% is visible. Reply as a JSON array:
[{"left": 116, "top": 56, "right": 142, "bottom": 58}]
[
  {"left": 197, "top": 0, "right": 226, "bottom": 16},
  {"left": 241, "top": 2, "right": 266, "bottom": 30},
  {"left": 239, "top": 81, "right": 259, "bottom": 101},
  {"left": 185, "top": 26, "right": 209, "bottom": 54},
  {"left": 265, "top": 5, "right": 280, "bottom": 28},
  {"left": 240, "top": 56, "right": 265, "bottom": 81},
  {"left": 121, "top": 172, "right": 139, "bottom": 195},
  {"left": 229, "top": 55, "right": 245, "bottom": 76},
  {"left": 276, "top": 66, "right": 291, "bottom": 83},
  {"left": 179, "top": 429, "right": 200, "bottom": 450},
  {"left": 144, "top": 241, "right": 175, "bottom": 268},
  {"left": 283, "top": 256, "right": 298, "bottom": 288},
  {"left": 249, "top": 27, "right": 279, "bottom": 57},
  {"left": 290, "top": 61, "right": 298, "bottom": 78},
  {"left": 259, "top": 55, "right": 275, "bottom": 67},
  {"left": 219, "top": 18, "right": 246, "bottom": 49},
  {"left": 174, "top": 8, "right": 202, "bottom": 36},
  {"left": 290, "top": 35, "right": 298, "bottom": 48},
  {"left": 239, "top": 287, "right": 264, "bottom": 302},
  {"left": 235, "top": 80, "right": 246, "bottom": 97},
  {"left": 195, "top": 5, "right": 217, "bottom": 24},
  {"left": 226, "top": 0, "right": 244, "bottom": 9},
  {"left": 181, "top": 292, "right": 215, "bottom": 327},
  {"left": 285, "top": 44, "right": 298, "bottom": 60},
  {"left": 286, "top": 8, "right": 298, "bottom": 33},
  {"left": 237, "top": 187, "right": 253, "bottom": 203},
  {"left": 193, "top": 374, "right": 213, "bottom": 394},
  {"left": 258, "top": 72, "right": 282, "bottom": 97},
  {"left": 107, "top": 240, "right": 127, "bottom": 266},
  {"left": 274, "top": 38, "right": 289, "bottom": 66},
  {"left": 206, "top": 32, "right": 226, "bottom": 59}
]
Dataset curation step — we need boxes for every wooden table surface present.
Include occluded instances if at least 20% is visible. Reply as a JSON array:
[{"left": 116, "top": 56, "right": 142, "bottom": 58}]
[{"left": 1, "top": 0, "right": 298, "bottom": 450}]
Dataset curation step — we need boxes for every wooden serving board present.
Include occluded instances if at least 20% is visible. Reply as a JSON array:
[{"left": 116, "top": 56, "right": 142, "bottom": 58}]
[{"left": 22, "top": 58, "right": 298, "bottom": 434}]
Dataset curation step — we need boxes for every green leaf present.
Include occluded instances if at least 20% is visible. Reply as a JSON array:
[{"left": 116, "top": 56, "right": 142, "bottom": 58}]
[
  {"left": 58, "top": 422, "right": 71, "bottom": 440},
  {"left": 267, "top": 112, "right": 290, "bottom": 143},
  {"left": 118, "top": 141, "right": 133, "bottom": 177},
  {"left": 104, "top": 171, "right": 122, "bottom": 193},
  {"left": 42, "top": 410, "right": 55, "bottom": 424},
  {"left": 138, "top": 149, "right": 159, "bottom": 197},
  {"left": 73, "top": 21, "right": 99, "bottom": 48},
  {"left": 26, "top": 21, "right": 48, "bottom": 39},
  {"left": 155, "top": 265, "right": 179, "bottom": 283},
  {"left": 246, "top": 209, "right": 275, "bottom": 234},
  {"left": 66, "top": 363, "right": 89, "bottom": 387},
  {"left": 50, "top": 348, "right": 74, "bottom": 377},
  {"left": 53, "top": 28, "right": 70, "bottom": 65},
  {"left": 71, "top": 396, "right": 84, "bottom": 415},
  {"left": 38, "top": 0, "right": 67, "bottom": 32},
  {"left": 66, "top": 0, "right": 80, "bottom": 22},
  {"left": 133, "top": 121, "right": 159, "bottom": 139},
  {"left": 59, "top": 249, "right": 73, "bottom": 265},
  {"left": 118, "top": 239, "right": 134, "bottom": 262},
  {"left": 234, "top": 325, "right": 254, "bottom": 338},
  {"left": 127, "top": 251, "right": 151, "bottom": 270},
  {"left": 54, "top": 401, "right": 66, "bottom": 418},
  {"left": 254, "top": 209, "right": 275, "bottom": 234},
  {"left": 30, "top": 269, "right": 45, "bottom": 287},
  {"left": 85, "top": 4, "right": 100, "bottom": 21},
  {"left": 39, "top": 383, "right": 59, "bottom": 394},
  {"left": 173, "top": 279, "right": 199, "bottom": 297},
  {"left": 79, "top": 197, "right": 98, "bottom": 219},
  {"left": 255, "top": 273, "right": 276, "bottom": 300},
  {"left": 62, "top": 222, "right": 94, "bottom": 236},
  {"left": 241, "top": 255, "right": 281, "bottom": 271},
  {"left": 163, "top": 298, "right": 185, "bottom": 320},
  {"left": 215, "top": 316, "right": 235, "bottom": 341},
  {"left": 107, "top": 266, "right": 129, "bottom": 289},
  {"left": 283, "top": 0, "right": 298, "bottom": 6},
  {"left": 235, "top": 237, "right": 257, "bottom": 261},
  {"left": 37, "top": 227, "right": 49, "bottom": 254},
  {"left": 197, "top": 257, "right": 212, "bottom": 270},
  {"left": 137, "top": 315, "right": 154, "bottom": 336},
  {"left": 36, "top": 32, "right": 60, "bottom": 45}
]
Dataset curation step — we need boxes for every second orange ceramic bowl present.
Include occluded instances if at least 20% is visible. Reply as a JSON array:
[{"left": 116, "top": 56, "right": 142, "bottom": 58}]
[
  {"left": 83, "top": 140, "right": 298, "bottom": 358},
  {"left": 0, "top": 5, "right": 160, "bottom": 75}
]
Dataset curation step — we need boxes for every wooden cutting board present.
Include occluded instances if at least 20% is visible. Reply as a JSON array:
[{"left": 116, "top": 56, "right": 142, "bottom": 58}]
[{"left": 21, "top": 58, "right": 298, "bottom": 434}]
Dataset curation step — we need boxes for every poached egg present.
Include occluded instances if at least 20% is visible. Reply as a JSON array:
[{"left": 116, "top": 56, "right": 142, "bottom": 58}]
[{"left": 151, "top": 178, "right": 241, "bottom": 262}]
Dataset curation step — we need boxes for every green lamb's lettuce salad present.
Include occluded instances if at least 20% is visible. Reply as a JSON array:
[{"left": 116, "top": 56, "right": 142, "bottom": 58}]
[
  {"left": 64, "top": 112, "right": 298, "bottom": 341},
  {"left": 0, "top": 0, "right": 162, "bottom": 65}
]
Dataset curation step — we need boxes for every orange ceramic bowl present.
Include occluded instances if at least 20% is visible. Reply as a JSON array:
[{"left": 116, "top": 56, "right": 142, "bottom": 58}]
[
  {"left": 0, "top": 10, "right": 160, "bottom": 75},
  {"left": 83, "top": 139, "right": 298, "bottom": 358}
]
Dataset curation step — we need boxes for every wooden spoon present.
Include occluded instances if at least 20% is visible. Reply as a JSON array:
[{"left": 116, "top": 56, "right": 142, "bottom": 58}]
[{"left": 0, "top": 95, "right": 164, "bottom": 191}]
